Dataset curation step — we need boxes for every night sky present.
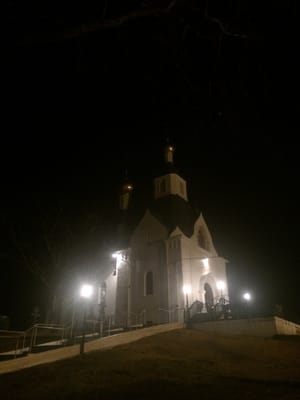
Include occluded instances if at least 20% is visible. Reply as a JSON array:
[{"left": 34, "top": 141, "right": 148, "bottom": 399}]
[{"left": 2, "top": 0, "right": 299, "bottom": 328}]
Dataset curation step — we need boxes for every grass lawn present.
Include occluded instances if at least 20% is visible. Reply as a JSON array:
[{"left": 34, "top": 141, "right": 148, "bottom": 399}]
[{"left": 0, "top": 329, "right": 300, "bottom": 399}]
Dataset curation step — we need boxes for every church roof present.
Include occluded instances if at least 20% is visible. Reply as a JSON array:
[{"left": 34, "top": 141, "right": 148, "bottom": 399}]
[
  {"left": 114, "top": 144, "right": 199, "bottom": 247},
  {"left": 114, "top": 192, "right": 198, "bottom": 249},
  {"left": 149, "top": 194, "right": 198, "bottom": 237},
  {"left": 159, "top": 161, "right": 179, "bottom": 175}
]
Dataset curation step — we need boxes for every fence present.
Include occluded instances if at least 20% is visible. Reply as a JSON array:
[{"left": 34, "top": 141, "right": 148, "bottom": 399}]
[
  {"left": 27, "top": 323, "right": 69, "bottom": 351},
  {"left": 0, "top": 307, "right": 186, "bottom": 359},
  {"left": 0, "top": 330, "right": 26, "bottom": 358}
]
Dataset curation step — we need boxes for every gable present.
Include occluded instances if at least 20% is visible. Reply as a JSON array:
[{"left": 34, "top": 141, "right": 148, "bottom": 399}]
[
  {"left": 130, "top": 209, "right": 168, "bottom": 248},
  {"left": 192, "top": 213, "right": 218, "bottom": 255}
]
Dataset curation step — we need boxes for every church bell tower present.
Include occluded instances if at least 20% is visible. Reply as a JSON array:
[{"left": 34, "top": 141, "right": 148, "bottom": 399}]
[{"left": 154, "top": 143, "right": 188, "bottom": 201}]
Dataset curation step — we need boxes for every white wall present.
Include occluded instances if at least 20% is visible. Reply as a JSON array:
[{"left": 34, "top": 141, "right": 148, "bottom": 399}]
[
  {"left": 154, "top": 174, "right": 187, "bottom": 201},
  {"left": 105, "top": 273, "right": 118, "bottom": 317},
  {"left": 129, "top": 210, "right": 169, "bottom": 324},
  {"left": 179, "top": 229, "right": 228, "bottom": 306}
]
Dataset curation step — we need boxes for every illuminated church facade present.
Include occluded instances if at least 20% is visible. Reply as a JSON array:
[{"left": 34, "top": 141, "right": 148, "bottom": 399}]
[{"left": 100, "top": 144, "right": 229, "bottom": 326}]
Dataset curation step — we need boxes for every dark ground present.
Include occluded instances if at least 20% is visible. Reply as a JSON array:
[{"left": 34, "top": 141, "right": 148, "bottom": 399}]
[{"left": 1, "top": 329, "right": 300, "bottom": 399}]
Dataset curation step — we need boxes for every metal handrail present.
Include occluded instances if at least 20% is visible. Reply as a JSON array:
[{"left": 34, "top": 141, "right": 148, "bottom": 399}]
[
  {"left": 24, "top": 323, "right": 70, "bottom": 352},
  {"left": 0, "top": 323, "right": 79, "bottom": 359},
  {"left": 0, "top": 330, "right": 25, "bottom": 335},
  {"left": 33, "top": 323, "right": 66, "bottom": 328},
  {"left": 0, "top": 329, "right": 27, "bottom": 359}
]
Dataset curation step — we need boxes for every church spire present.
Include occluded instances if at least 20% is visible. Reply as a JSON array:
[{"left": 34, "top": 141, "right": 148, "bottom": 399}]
[
  {"left": 119, "top": 169, "right": 133, "bottom": 211},
  {"left": 164, "top": 142, "right": 175, "bottom": 164}
]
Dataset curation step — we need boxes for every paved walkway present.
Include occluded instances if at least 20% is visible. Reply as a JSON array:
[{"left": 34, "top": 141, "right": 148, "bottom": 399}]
[{"left": 0, "top": 322, "right": 184, "bottom": 375}]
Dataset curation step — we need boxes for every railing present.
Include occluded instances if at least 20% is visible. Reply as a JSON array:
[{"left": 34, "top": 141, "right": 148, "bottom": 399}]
[
  {"left": 27, "top": 324, "right": 68, "bottom": 352},
  {"left": 101, "top": 307, "right": 185, "bottom": 334},
  {"left": 186, "top": 298, "right": 233, "bottom": 323},
  {"left": 158, "top": 307, "right": 185, "bottom": 323},
  {"left": 0, "top": 330, "right": 26, "bottom": 359},
  {"left": 0, "top": 310, "right": 188, "bottom": 360},
  {"left": 158, "top": 308, "right": 172, "bottom": 323},
  {"left": 129, "top": 310, "right": 146, "bottom": 327}
]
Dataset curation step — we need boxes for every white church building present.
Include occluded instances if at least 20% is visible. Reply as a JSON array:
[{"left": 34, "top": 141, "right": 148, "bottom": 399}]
[{"left": 100, "top": 144, "right": 229, "bottom": 327}]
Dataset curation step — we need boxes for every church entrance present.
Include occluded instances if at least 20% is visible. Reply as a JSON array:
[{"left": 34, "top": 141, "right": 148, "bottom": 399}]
[{"left": 204, "top": 283, "right": 214, "bottom": 311}]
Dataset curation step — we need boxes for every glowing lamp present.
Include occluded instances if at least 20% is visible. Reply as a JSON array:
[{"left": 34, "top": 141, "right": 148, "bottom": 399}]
[
  {"left": 217, "top": 281, "right": 225, "bottom": 291},
  {"left": 183, "top": 285, "right": 191, "bottom": 295},
  {"left": 80, "top": 284, "right": 93, "bottom": 299},
  {"left": 243, "top": 292, "right": 251, "bottom": 301}
]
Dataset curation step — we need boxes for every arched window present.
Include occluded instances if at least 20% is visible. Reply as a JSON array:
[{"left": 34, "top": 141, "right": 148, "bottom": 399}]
[
  {"left": 197, "top": 228, "right": 209, "bottom": 250},
  {"left": 145, "top": 271, "right": 154, "bottom": 295}
]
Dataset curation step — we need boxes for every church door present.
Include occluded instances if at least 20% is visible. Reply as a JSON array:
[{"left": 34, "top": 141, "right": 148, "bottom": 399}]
[{"left": 204, "top": 283, "right": 214, "bottom": 311}]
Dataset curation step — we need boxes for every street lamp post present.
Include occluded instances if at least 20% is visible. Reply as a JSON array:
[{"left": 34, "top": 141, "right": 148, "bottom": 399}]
[
  {"left": 242, "top": 292, "right": 251, "bottom": 318},
  {"left": 112, "top": 251, "right": 132, "bottom": 328},
  {"left": 183, "top": 285, "right": 191, "bottom": 322},
  {"left": 79, "top": 284, "right": 93, "bottom": 355}
]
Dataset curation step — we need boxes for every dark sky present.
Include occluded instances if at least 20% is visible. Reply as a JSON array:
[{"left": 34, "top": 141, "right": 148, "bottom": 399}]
[{"left": 2, "top": 0, "right": 299, "bottom": 327}]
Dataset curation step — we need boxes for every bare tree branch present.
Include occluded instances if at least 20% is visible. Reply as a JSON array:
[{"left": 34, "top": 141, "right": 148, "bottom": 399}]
[
  {"left": 4, "top": 226, "right": 51, "bottom": 289},
  {"left": 203, "top": 1, "right": 248, "bottom": 39}
]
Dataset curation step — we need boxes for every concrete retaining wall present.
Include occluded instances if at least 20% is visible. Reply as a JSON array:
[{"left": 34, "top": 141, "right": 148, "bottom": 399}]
[
  {"left": 275, "top": 317, "right": 300, "bottom": 335},
  {"left": 188, "top": 316, "right": 300, "bottom": 337}
]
